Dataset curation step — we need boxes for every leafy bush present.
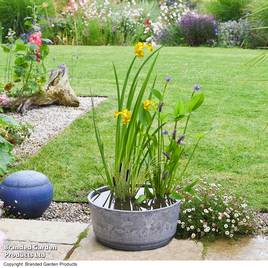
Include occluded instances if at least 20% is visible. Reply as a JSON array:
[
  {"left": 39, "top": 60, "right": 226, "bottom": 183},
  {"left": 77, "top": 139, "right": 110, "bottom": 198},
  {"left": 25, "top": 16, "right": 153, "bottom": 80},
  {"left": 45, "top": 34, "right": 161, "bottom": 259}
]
[
  {"left": 0, "top": 0, "right": 55, "bottom": 42},
  {"left": 152, "top": 22, "right": 184, "bottom": 46},
  {"left": 0, "top": 0, "right": 32, "bottom": 41},
  {"left": 0, "top": 135, "right": 13, "bottom": 176},
  {"left": 0, "top": 114, "right": 31, "bottom": 145},
  {"left": 218, "top": 19, "right": 251, "bottom": 47},
  {"left": 206, "top": 0, "right": 249, "bottom": 22},
  {"left": 34, "top": 0, "right": 56, "bottom": 18},
  {"left": 176, "top": 179, "right": 257, "bottom": 240},
  {"left": 180, "top": 12, "right": 217, "bottom": 46},
  {"left": 158, "top": 0, "right": 190, "bottom": 24},
  {"left": 245, "top": 0, "right": 268, "bottom": 48},
  {"left": 0, "top": 115, "right": 30, "bottom": 176},
  {"left": 0, "top": 29, "right": 50, "bottom": 98}
]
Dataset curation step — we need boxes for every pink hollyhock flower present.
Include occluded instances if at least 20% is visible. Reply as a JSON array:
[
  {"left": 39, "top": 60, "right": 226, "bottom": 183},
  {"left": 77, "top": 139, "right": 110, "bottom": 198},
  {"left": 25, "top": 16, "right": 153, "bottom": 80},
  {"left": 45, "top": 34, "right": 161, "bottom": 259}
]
[
  {"left": 29, "top": 31, "right": 42, "bottom": 46},
  {"left": 66, "top": 0, "right": 79, "bottom": 13},
  {"left": 0, "top": 94, "right": 9, "bottom": 107}
]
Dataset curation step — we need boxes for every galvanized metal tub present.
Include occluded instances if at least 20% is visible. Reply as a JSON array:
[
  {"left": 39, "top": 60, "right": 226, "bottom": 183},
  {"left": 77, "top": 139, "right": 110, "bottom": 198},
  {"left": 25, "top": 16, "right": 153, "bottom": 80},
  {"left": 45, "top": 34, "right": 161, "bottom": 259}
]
[{"left": 88, "top": 186, "right": 180, "bottom": 251}]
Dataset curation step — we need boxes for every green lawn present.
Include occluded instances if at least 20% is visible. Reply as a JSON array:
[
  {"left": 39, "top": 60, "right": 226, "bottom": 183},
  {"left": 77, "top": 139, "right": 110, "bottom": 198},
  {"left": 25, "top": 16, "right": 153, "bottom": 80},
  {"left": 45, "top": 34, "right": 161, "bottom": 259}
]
[{"left": 1, "top": 46, "right": 268, "bottom": 210}]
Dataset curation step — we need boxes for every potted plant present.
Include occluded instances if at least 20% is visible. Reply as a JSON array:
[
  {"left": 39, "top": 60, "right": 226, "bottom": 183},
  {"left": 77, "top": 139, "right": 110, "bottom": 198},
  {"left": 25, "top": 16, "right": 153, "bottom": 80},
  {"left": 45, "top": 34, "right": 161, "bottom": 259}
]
[{"left": 89, "top": 43, "right": 205, "bottom": 251}]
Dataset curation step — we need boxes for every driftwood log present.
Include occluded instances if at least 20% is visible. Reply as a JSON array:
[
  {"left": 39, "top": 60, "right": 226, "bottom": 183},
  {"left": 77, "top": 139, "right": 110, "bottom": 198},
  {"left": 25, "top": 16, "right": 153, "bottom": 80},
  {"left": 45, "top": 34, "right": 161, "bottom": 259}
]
[{"left": 7, "top": 64, "right": 80, "bottom": 114}]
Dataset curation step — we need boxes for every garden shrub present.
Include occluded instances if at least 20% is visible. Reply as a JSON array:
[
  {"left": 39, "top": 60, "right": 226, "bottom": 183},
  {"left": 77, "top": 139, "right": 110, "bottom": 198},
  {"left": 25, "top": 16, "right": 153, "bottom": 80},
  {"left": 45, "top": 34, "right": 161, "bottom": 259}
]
[
  {"left": 0, "top": 114, "right": 31, "bottom": 145},
  {"left": 152, "top": 22, "right": 184, "bottom": 46},
  {"left": 0, "top": 0, "right": 55, "bottom": 42},
  {"left": 0, "top": 0, "right": 32, "bottom": 41},
  {"left": 85, "top": 19, "right": 104, "bottom": 46},
  {"left": 218, "top": 19, "right": 251, "bottom": 47},
  {"left": 158, "top": 0, "right": 190, "bottom": 24},
  {"left": 205, "top": 0, "right": 249, "bottom": 22},
  {"left": 245, "top": 0, "right": 268, "bottom": 48},
  {"left": 180, "top": 12, "right": 217, "bottom": 46},
  {"left": 34, "top": 0, "right": 56, "bottom": 18},
  {"left": 0, "top": 135, "right": 13, "bottom": 176},
  {"left": 176, "top": 179, "right": 257, "bottom": 240}
]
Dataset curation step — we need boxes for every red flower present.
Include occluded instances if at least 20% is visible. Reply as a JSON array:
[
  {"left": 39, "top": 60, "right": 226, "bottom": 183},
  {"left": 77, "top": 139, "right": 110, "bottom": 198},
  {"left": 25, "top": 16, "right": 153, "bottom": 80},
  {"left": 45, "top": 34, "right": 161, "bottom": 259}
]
[
  {"left": 29, "top": 31, "right": 42, "bottom": 46},
  {"left": 144, "top": 18, "right": 151, "bottom": 27}
]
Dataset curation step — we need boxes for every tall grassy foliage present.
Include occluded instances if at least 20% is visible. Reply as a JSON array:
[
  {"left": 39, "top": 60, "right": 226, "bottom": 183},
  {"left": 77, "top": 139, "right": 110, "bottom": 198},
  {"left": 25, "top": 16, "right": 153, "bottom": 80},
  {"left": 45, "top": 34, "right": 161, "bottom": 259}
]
[
  {"left": 206, "top": 0, "right": 249, "bottom": 21},
  {"left": 0, "top": 0, "right": 32, "bottom": 40},
  {"left": 246, "top": 0, "right": 268, "bottom": 48},
  {"left": 0, "top": 0, "right": 55, "bottom": 42}
]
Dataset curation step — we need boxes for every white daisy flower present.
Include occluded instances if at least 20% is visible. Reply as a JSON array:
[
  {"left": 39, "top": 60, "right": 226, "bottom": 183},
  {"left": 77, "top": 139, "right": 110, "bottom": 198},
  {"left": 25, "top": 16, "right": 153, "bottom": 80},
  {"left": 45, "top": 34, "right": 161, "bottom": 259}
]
[
  {"left": 224, "top": 212, "right": 230, "bottom": 218},
  {"left": 204, "top": 226, "right": 210, "bottom": 233},
  {"left": 224, "top": 224, "right": 228, "bottom": 228},
  {"left": 191, "top": 233, "right": 196, "bottom": 239}
]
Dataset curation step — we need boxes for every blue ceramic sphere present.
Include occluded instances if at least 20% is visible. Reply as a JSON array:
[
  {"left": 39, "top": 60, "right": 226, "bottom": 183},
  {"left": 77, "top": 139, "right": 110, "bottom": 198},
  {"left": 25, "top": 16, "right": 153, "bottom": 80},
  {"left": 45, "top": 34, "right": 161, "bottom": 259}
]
[{"left": 0, "top": 170, "right": 53, "bottom": 218}]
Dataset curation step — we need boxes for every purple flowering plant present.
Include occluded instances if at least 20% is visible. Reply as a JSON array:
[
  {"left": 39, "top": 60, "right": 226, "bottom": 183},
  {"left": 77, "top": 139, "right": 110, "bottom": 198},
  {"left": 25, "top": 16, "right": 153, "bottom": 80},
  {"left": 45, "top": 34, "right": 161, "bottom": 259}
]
[
  {"left": 140, "top": 78, "right": 205, "bottom": 201},
  {"left": 180, "top": 12, "right": 218, "bottom": 46}
]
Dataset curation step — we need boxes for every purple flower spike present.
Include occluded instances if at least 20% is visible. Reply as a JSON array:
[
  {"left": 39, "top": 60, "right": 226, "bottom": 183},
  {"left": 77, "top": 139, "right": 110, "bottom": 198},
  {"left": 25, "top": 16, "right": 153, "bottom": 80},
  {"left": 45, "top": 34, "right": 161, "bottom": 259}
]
[
  {"left": 158, "top": 102, "right": 164, "bottom": 112},
  {"left": 177, "top": 134, "right": 186, "bottom": 145},
  {"left": 162, "top": 130, "right": 168, "bottom": 135},
  {"left": 163, "top": 152, "right": 170, "bottom": 160},
  {"left": 172, "top": 129, "right": 177, "bottom": 139},
  {"left": 193, "top": 84, "right": 201, "bottom": 92},
  {"left": 165, "top": 76, "right": 172, "bottom": 82}
]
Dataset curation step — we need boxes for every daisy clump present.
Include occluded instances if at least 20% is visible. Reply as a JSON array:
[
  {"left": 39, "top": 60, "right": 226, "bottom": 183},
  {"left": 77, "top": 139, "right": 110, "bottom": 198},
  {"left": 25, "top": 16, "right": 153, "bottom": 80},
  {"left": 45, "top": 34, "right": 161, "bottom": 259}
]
[{"left": 176, "top": 179, "right": 258, "bottom": 240}]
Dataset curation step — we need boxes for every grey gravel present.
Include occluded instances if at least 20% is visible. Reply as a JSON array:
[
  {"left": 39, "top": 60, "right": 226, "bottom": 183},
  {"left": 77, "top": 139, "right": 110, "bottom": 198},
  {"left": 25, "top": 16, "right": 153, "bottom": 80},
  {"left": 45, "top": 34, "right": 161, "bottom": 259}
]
[
  {"left": 258, "top": 213, "right": 268, "bottom": 234},
  {"left": 37, "top": 201, "right": 91, "bottom": 224},
  {"left": 9, "top": 97, "right": 106, "bottom": 159}
]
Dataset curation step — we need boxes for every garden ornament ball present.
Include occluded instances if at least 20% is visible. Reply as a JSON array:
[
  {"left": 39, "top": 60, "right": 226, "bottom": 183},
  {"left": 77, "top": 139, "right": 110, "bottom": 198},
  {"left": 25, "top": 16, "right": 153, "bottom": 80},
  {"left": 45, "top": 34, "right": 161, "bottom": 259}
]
[{"left": 0, "top": 170, "right": 53, "bottom": 218}]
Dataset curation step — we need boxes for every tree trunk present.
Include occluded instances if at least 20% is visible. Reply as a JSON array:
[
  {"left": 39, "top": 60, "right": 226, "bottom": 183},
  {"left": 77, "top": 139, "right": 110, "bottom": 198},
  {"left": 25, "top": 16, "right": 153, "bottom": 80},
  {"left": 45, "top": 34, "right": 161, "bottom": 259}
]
[{"left": 6, "top": 64, "right": 80, "bottom": 114}]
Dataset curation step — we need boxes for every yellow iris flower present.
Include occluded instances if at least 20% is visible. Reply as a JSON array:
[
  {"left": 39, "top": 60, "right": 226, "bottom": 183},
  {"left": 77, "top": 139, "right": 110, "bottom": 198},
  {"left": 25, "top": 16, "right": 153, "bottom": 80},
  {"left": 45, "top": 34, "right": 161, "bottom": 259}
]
[
  {"left": 114, "top": 109, "right": 132, "bottom": 125},
  {"left": 134, "top": 42, "right": 154, "bottom": 58},
  {"left": 143, "top": 100, "right": 155, "bottom": 111},
  {"left": 146, "top": 43, "right": 153, "bottom": 52},
  {"left": 134, "top": 42, "right": 145, "bottom": 58}
]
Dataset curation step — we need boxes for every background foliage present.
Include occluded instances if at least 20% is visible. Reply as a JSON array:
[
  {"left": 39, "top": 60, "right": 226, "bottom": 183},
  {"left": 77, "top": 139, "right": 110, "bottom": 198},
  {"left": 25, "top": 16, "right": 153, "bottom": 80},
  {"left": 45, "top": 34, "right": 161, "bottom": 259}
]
[{"left": 0, "top": 0, "right": 267, "bottom": 48}]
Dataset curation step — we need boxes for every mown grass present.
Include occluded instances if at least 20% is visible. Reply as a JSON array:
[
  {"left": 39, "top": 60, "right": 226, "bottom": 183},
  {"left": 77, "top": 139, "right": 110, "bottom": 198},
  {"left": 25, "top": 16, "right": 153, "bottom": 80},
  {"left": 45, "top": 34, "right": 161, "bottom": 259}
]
[{"left": 1, "top": 46, "right": 268, "bottom": 210}]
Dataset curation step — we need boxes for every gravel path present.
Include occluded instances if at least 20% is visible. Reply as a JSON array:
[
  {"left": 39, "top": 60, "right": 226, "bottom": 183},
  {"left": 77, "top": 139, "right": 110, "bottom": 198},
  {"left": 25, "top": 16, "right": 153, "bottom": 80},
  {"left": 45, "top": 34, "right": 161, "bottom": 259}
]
[
  {"left": 9, "top": 97, "right": 106, "bottom": 158},
  {"left": 37, "top": 201, "right": 90, "bottom": 224}
]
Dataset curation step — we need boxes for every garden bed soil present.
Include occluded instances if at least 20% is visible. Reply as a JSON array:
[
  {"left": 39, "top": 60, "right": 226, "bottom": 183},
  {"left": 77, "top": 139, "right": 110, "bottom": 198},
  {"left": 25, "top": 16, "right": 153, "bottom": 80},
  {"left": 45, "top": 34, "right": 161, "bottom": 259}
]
[{"left": 9, "top": 97, "right": 106, "bottom": 159}]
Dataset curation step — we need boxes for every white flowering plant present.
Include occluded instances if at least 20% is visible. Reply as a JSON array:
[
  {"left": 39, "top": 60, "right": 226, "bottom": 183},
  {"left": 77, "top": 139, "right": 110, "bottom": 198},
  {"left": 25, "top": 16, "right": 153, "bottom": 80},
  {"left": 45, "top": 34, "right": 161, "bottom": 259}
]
[
  {"left": 159, "top": 0, "right": 190, "bottom": 25},
  {"left": 176, "top": 179, "right": 257, "bottom": 240}
]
